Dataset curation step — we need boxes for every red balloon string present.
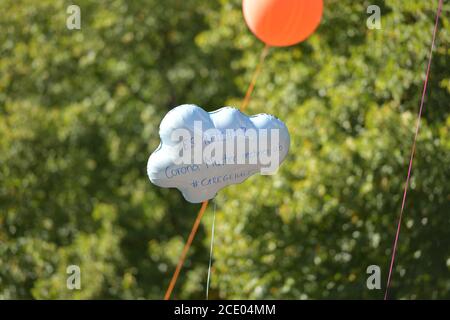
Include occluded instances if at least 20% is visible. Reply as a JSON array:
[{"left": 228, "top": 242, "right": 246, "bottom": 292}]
[
  {"left": 164, "top": 45, "right": 270, "bottom": 300},
  {"left": 384, "top": 0, "right": 443, "bottom": 300}
]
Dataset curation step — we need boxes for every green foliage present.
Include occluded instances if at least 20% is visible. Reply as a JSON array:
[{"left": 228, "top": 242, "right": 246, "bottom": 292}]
[{"left": 0, "top": 0, "right": 449, "bottom": 299}]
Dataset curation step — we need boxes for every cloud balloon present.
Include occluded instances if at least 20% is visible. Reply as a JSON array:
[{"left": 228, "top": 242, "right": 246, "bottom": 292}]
[{"left": 147, "top": 104, "right": 290, "bottom": 203}]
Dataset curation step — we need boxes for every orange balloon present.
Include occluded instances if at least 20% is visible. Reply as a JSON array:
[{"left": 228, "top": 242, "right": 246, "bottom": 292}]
[{"left": 243, "top": 0, "right": 323, "bottom": 47}]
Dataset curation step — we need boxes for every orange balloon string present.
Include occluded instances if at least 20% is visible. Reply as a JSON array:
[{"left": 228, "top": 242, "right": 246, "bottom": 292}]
[
  {"left": 241, "top": 44, "right": 270, "bottom": 111},
  {"left": 164, "top": 200, "right": 209, "bottom": 300},
  {"left": 163, "top": 44, "right": 270, "bottom": 300}
]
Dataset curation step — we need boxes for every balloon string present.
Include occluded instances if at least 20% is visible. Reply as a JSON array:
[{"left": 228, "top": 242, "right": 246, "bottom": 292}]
[
  {"left": 164, "top": 200, "right": 209, "bottom": 300},
  {"left": 206, "top": 199, "right": 217, "bottom": 299},
  {"left": 241, "top": 44, "right": 270, "bottom": 111},
  {"left": 163, "top": 44, "right": 270, "bottom": 300},
  {"left": 384, "top": 0, "right": 443, "bottom": 300}
]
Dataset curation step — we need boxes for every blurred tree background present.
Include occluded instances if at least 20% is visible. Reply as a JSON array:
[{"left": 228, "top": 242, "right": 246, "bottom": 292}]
[{"left": 0, "top": 0, "right": 449, "bottom": 299}]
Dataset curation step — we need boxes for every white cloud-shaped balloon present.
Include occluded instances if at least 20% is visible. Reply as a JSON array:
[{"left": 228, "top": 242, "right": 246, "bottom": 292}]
[{"left": 147, "top": 104, "right": 290, "bottom": 203}]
